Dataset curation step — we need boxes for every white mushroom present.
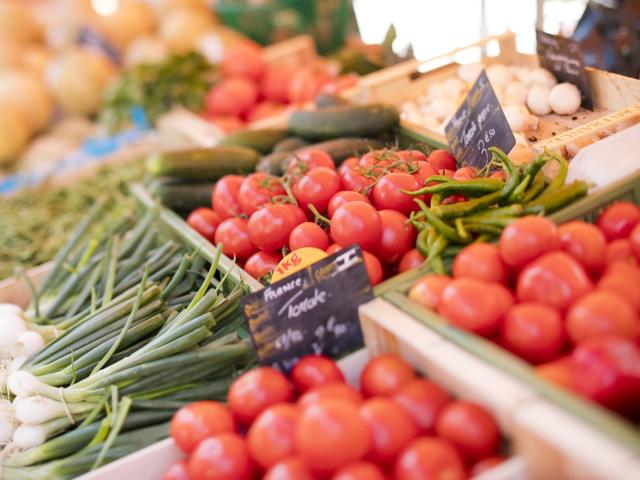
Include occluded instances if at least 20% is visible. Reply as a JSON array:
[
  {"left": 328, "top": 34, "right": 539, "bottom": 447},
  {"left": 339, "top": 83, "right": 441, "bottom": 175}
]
[
  {"left": 526, "top": 85, "right": 552, "bottom": 116},
  {"left": 503, "top": 105, "right": 530, "bottom": 133},
  {"left": 513, "top": 67, "right": 532, "bottom": 85},
  {"left": 442, "top": 77, "right": 465, "bottom": 99},
  {"left": 505, "top": 81, "right": 528, "bottom": 105},
  {"left": 457, "top": 62, "right": 484, "bottom": 84},
  {"left": 530, "top": 67, "right": 557, "bottom": 88},
  {"left": 486, "top": 64, "right": 512, "bottom": 88},
  {"left": 549, "top": 82, "right": 582, "bottom": 115}
]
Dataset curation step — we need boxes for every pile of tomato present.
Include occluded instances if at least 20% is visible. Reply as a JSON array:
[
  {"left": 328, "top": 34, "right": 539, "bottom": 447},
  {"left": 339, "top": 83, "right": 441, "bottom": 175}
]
[
  {"left": 164, "top": 354, "right": 506, "bottom": 480},
  {"left": 201, "top": 42, "right": 357, "bottom": 132},
  {"left": 409, "top": 201, "right": 640, "bottom": 420},
  {"left": 187, "top": 148, "right": 469, "bottom": 284}
]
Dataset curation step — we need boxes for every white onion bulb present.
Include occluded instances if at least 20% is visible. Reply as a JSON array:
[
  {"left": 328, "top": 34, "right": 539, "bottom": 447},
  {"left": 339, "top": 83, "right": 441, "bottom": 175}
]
[
  {"left": 18, "top": 331, "right": 45, "bottom": 357},
  {"left": 0, "top": 314, "right": 27, "bottom": 347},
  {"left": 13, "top": 423, "right": 47, "bottom": 449}
]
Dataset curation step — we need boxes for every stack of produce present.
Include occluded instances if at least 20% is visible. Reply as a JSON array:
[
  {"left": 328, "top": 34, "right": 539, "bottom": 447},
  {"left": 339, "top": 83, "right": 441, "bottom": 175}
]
[
  {"left": 164, "top": 354, "right": 506, "bottom": 480},
  {"left": 0, "top": 201, "right": 255, "bottom": 478},
  {"left": 409, "top": 201, "right": 640, "bottom": 420}
]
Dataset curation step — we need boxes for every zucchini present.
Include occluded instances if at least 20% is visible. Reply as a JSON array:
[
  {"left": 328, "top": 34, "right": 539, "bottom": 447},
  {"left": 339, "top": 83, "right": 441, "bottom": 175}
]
[
  {"left": 273, "top": 137, "right": 310, "bottom": 153},
  {"left": 146, "top": 146, "right": 259, "bottom": 180},
  {"left": 217, "top": 128, "right": 288, "bottom": 153},
  {"left": 256, "top": 151, "right": 290, "bottom": 175},
  {"left": 288, "top": 104, "right": 399, "bottom": 140},
  {"left": 148, "top": 179, "right": 214, "bottom": 212}
]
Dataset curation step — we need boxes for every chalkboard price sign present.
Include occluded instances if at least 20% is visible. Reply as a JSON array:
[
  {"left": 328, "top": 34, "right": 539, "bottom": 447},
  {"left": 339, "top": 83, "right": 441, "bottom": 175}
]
[
  {"left": 536, "top": 30, "right": 593, "bottom": 110},
  {"left": 445, "top": 70, "right": 516, "bottom": 169},
  {"left": 241, "top": 245, "right": 373, "bottom": 372}
]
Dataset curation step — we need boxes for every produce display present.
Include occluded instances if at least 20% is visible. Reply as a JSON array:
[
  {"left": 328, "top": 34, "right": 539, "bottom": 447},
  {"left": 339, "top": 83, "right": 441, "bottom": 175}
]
[
  {"left": 408, "top": 201, "right": 640, "bottom": 420},
  {"left": 164, "top": 353, "right": 506, "bottom": 480}
]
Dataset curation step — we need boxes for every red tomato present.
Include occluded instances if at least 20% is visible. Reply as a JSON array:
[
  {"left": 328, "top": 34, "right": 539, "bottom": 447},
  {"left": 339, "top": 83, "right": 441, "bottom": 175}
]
[
  {"left": 452, "top": 166, "right": 476, "bottom": 181},
  {"left": 394, "top": 437, "right": 466, "bottom": 480},
  {"left": 291, "top": 355, "right": 344, "bottom": 394},
  {"left": 214, "top": 218, "right": 257, "bottom": 261},
  {"left": 596, "top": 201, "right": 640, "bottom": 241},
  {"left": 289, "top": 222, "right": 330, "bottom": 251},
  {"left": 408, "top": 275, "right": 452, "bottom": 310},
  {"left": 327, "top": 191, "right": 370, "bottom": 217},
  {"left": 373, "top": 173, "right": 423, "bottom": 216},
  {"left": 472, "top": 456, "right": 506, "bottom": 476},
  {"left": 292, "top": 167, "right": 341, "bottom": 214},
  {"left": 339, "top": 167, "right": 375, "bottom": 196},
  {"left": 187, "top": 208, "right": 221, "bottom": 243},
  {"left": 206, "top": 77, "right": 258, "bottom": 117},
  {"left": 606, "top": 261, "right": 640, "bottom": 283},
  {"left": 488, "top": 170, "right": 507, "bottom": 181},
  {"left": 288, "top": 66, "right": 330, "bottom": 104},
  {"left": 331, "top": 461, "right": 386, "bottom": 480},
  {"left": 500, "top": 303, "right": 565, "bottom": 364},
  {"left": 631, "top": 223, "right": 640, "bottom": 263},
  {"left": 212, "top": 175, "right": 244, "bottom": 219},
  {"left": 249, "top": 204, "right": 304, "bottom": 252},
  {"left": 395, "top": 149, "right": 428, "bottom": 164},
  {"left": 326, "top": 243, "right": 343, "bottom": 256},
  {"left": 399, "top": 249, "right": 426, "bottom": 273},
  {"left": 170, "top": 401, "right": 235, "bottom": 453},
  {"left": 360, "top": 354, "right": 416, "bottom": 397},
  {"left": 263, "top": 457, "right": 314, "bottom": 480},
  {"left": 374, "top": 210, "right": 416, "bottom": 265},
  {"left": 362, "top": 251, "right": 384, "bottom": 286},
  {"left": 566, "top": 291, "right": 638, "bottom": 344},
  {"left": 246, "top": 101, "right": 286, "bottom": 123},
  {"left": 516, "top": 251, "right": 593, "bottom": 310},
  {"left": 606, "top": 239, "right": 636, "bottom": 265},
  {"left": 358, "top": 150, "right": 391, "bottom": 170},
  {"left": 238, "top": 173, "right": 285, "bottom": 216},
  {"left": 499, "top": 216, "right": 560, "bottom": 269},
  {"left": 244, "top": 251, "right": 282, "bottom": 280},
  {"left": 295, "top": 398, "right": 371, "bottom": 472},
  {"left": 202, "top": 113, "right": 244, "bottom": 133},
  {"left": 413, "top": 161, "right": 438, "bottom": 186},
  {"left": 435, "top": 401, "right": 500, "bottom": 462},
  {"left": 221, "top": 44, "right": 266, "bottom": 81},
  {"left": 439, "top": 279, "right": 513, "bottom": 336},
  {"left": 330, "top": 202, "right": 382, "bottom": 252},
  {"left": 298, "top": 381, "right": 363, "bottom": 407},
  {"left": 261, "top": 64, "right": 297, "bottom": 103},
  {"left": 338, "top": 157, "right": 359, "bottom": 176},
  {"left": 188, "top": 433, "right": 254, "bottom": 480},
  {"left": 288, "top": 149, "right": 335, "bottom": 175},
  {"left": 393, "top": 379, "right": 451, "bottom": 435},
  {"left": 598, "top": 273, "right": 640, "bottom": 313},
  {"left": 427, "top": 150, "right": 457, "bottom": 171},
  {"left": 320, "top": 73, "right": 359, "bottom": 95},
  {"left": 247, "top": 403, "right": 299, "bottom": 469},
  {"left": 536, "top": 356, "right": 577, "bottom": 391},
  {"left": 440, "top": 194, "right": 467, "bottom": 205},
  {"left": 558, "top": 220, "right": 607, "bottom": 276},
  {"left": 452, "top": 243, "right": 507, "bottom": 284},
  {"left": 228, "top": 367, "right": 293, "bottom": 426},
  {"left": 164, "top": 461, "right": 190, "bottom": 480}
]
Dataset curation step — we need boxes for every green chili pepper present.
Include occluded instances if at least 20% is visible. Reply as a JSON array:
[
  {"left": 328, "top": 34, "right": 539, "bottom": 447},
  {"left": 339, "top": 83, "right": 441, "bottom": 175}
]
[
  {"left": 522, "top": 171, "right": 546, "bottom": 203},
  {"left": 404, "top": 178, "right": 504, "bottom": 197},
  {"left": 416, "top": 229, "right": 430, "bottom": 257},
  {"left": 454, "top": 218, "right": 471, "bottom": 242},
  {"left": 462, "top": 222, "right": 503, "bottom": 236},
  {"left": 488, "top": 147, "right": 519, "bottom": 204},
  {"left": 442, "top": 245, "right": 464, "bottom": 258},
  {"left": 541, "top": 150, "right": 568, "bottom": 195},
  {"left": 525, "top": 154, "right": 548, "bottom": 180},
  {"left": 427, "top": 235, "right": 448, "bottom": 275},
  {"left": 430, "top": 194, "right": 442, "bottom": 207},
  {"left": 421, "top": 175, "right": 455, "bottom": 185},
  {"left": 507, "top": 174, "right": 531, "bottom": 203},
  {"left": 469, "top": 204, "right": 524, "bottom": 218},
  {"left": 415, "top": 199, "right": 465, "bottom": 243},
  {"left": 525, "top": 181, "right": 588, "bottom": 215},
  {"left": 428, "top": 190, "right": 503, "bottom": 219},
  {"left": 460, "top": 215, "right": 517, "bottom": 228}
]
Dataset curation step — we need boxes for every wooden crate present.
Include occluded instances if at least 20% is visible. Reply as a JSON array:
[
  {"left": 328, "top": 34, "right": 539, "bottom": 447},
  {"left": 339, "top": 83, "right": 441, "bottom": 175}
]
[
  {"left": 351, "top": 32, "right": 640, "bottom": 158},
  {"left": 359, "top": 298, "right": 640, "bottom": 480}
]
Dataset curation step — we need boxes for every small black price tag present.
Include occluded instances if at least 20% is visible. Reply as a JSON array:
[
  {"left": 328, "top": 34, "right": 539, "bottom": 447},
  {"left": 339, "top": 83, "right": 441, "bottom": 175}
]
[
  {"left": 445, "top": 70, "right": 516, "bottom": 169},
  {"left": 536, "top": 30, "right": 593, "bottom": 110},
  {"left": 241, "top": 245, "right": 373, "bottom": 372}
]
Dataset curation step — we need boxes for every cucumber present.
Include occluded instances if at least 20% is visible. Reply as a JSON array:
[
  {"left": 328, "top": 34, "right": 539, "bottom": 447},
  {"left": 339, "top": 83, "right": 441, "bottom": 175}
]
[
  {"left": 272, "top": 137, "right": 310, "bottom": 153},
  {"left": 315, "top": 93, "right": 351, "bottom": 109},
  {"left": 256, "top": 151, "right": 290, "bottom": 175},
  {"left": 217, "top": 128, "right": 288, "bottom": 154},
  {"left": 148, "top": 179, "right": 214, "bottom": 212},
  {"left": 146, "top": 146, "right": 259, "bottom": 180},
  {"left": 288, "top": 104, "right": 399, "bottom": 140}
]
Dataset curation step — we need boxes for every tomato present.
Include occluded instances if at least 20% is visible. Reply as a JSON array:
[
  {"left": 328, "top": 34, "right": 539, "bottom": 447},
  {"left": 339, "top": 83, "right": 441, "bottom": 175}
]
[
  {"left": 247, "top": 403, "right": 299, "bottom": 469},
  {"left": 488, "top": 170, "right": 507, "bottom": 181},
  {"left": 244, "top": 251, "right": 282, "bottom": 281},
  {"left": 516, "top": 251, "right": 593, "bottom": 310},
  {"left": 606, "top": 239, "right": 636, "bottom": 265},
  {"left": 228, "top": 367, "right": 293, "bottom": 427},
  {"left": 631, "top": 223, "right": 640, "bottom": 263},
  {"left": 413, "top": 161, "right": 438, "bottom": 187},
  {"left": 393, "top": 379, "right": 451, "bottom": 435},
  {"left": 288, "top": 66, "right": 330, "bottom": 104},
  {"left": 358, "top": 150, "right": 391, "bottom": 170},
  {"left": 291, "top": 355, "right": 344, "bottom": 394},
  {"left": 362, "top": 251, "right": 384, "bottom": 286},
  {"left": 399, "top": 249, "right": 425, "bottom": 273},
  {"left": 338, "top": 157, "right": 359, "bottom": 176},
  {"left": 292, "top": 167, "right": 341, "bottom": 214},
  {"left": 188, "top": 433, "right": 254, "bottom": 480},
  {"left": 373, "top": 173, "right": 422, "bottom": 216},
  {"left": 359, "top": 397, "right": 418, "bottom": 465},
  {"left": 326, "top": 243, "right": 343, "bottom": 256},
  {"left": 558, "top": 220, "right": 607, "bottom": 276},
  {"left": 288, "top": 222, "right": 330, "bottom": 251},
  {"left": 408, "top": 275, "right": 451, "bottom": 310},
  {"left": 169, "top": 401, "right": 235, "bottom": 454},
  {"left": 471, "top": 456, "right": 506, "bottom": 476},
  {"left": 164, "top": 461, "right": 190, "bottom": 480},
  {"left": 598, "top": 273, "right": 640, "bottom": 313},
  {"left": 331, "top": 461, "right": 385, "bottom": 480},
  {"left": 202, "top": 113, "right": 244, "bottom": 133},
  {"left": 248, "top": 204, "right": 304, "bottom": 252},
  {"left": 439, "top": 279, "right": 513, "bottom": 336},
  {"left": 435, "top": 401, "right": 500, "bottom": 462},
  {"left": 238, "top": 173, "right": 285, "bottom": 216},
  {"left": 214, "top": 218, "right": 257, "bottom": 261},
  {"left": 295, "top": 398, "right": 371, "bottom": 472},
  {"left": 320, "top": 73, "right": 359, "bottom": 95},
  {"left": 339, "top": 167, "right": 375, "bottom": 196},
  {"left": 566, "top": 291, "right": 638, "bottom": 344},
  {"left": 298, "top": 382, "right": 363, "bottom": 407},
  {"left": 452, "top": 243, "right": 507, "bottom": 284},
  {"left": 395, "top": 149, "right": 428, "bottom": 164},
  {"left": 187, "top": 208, "right": 221, "bottom": 243},
  {"left": 220, "top": 44, "right": 266, "bottom": 81},
  {"left": 263, "top": 458, "right": 314, "bottom": 480},
  {"left": 535, "top": 356, "right": 577, "bottom": 391},
  {"left": 261, "top": 64, "right": 297, "bottom": 103},
  {"left": 427, "top": 149, "right": 457, "bottom": 171},
  {"left": 287, "top": 149, "right": 336, "bottom": 176},
  {"left": 373, "top": 210, "right": 416, "bottom": 265},
  {"left": 452, "top": 166, "right": 476, "bottom": 181},
  {"left": 596, "top": 201, "right": 640, "bottom": 241},
  {"left": 440, "top": 194, "right": 466, "bottom": 205},
  {"left": 394, "top": 437, "right": 466, "bottom": 480},
  {"left": 246, "top": 101, "right": 285, "bottom": 123},
  {"left": 500, "top": 303, "right": 565, "bottom": 364},
  {"left": 360, "top": 354, "right": 416, "bottom": 397},
  {"left": 330, "top": 202, "right": 382, "bottom": 252},
  {"left": 206, "top": 77, "right": 258, "bottom": 117},
  {"left": 212, "top": 175, "right": 244, "bottom": 219},
  {"left": 605, "top": 261, "right": 640, "bottom": 284},
  {"left": 499, "top": 216, "right": 560, "bottom": 269},
  {"left": 327, "top": 191, "right": 370, "bottom": 217}
]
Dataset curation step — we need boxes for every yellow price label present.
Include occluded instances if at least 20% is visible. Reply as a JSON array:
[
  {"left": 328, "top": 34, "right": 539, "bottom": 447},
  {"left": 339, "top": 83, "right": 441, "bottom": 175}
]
[{"left": 271, "top": 247, "right": 328, "bottom": 283}]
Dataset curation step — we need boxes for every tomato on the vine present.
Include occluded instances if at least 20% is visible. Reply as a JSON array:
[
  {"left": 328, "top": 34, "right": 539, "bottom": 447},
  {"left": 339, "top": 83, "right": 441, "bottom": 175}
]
[
  {"left": 215, "top": 218, "right": 257, "bottom": 261},
  {"left": 339, "top": 167, "right": 375, "bottom": 197},
  {"left": 393, "top": 379, "right": 451, "bottom": 435},
  {"left": 292, "top": 166, "right": 341, "bottom": 214},
  {"left": 289, "top": 222, "right": 330, "bottom": 251},
  {"left": 360, "top": 354, "right": 416, "bottom": 397},
  {"left": 187, "top": 208, "right": 221, "bottom": 243},
  {"left": 248, "top": 204, "right": 304, "bottom": 252},
  {"left": 328, "top": 191, "right": 370, "bottom": 217},
  {"left": 452, "top": 166, "right": 476, "bottom": 181},
  {"left": 412, "top": 161, "right": 438, "bottom": 186},
  {"left": 395, "top": 149, "right": 428, "bottom": 164},
  {"left": 291, "top": 355, "right": 344, "bottom": 394},
  {"left": 244, "top": 251, "right": 282, "bottom": 281},
  {"left": 330, "top": 201, "right": 382, "bottom": 252},
  {"left": 247, "top": 403, "right": 300, "bottom": 469},
  {"left": 287, "top": 149, "right": 335, "bottom": 176},
  {"left": 212, "top": 175, "right": 244, "bottom": 219},
  {"left": 373, "top": 172, "right": 423, "bottom": 215},
  {"left": 362, "top": 251, "right": 384, "bottom": 286},
  {"left": 170, "top": 401, "right": 235, "bottom": 453},
  {"left": 338, "top": 157, "right": 359, "bottom": 176},
  {"left": 374, "top": 210, "right": 416, "bottom": 265},
  {"left": 596, "top": 201, "right": 640, "bottom": 241},
  {"left": 188, "top": 433, "right": 254, "bottom": 480},
  {"left": 427, "top": 149, "right": 457, "bottom": 171},
  {"left": 238, "top": 173, "right": 286, "bottom": 216}
]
